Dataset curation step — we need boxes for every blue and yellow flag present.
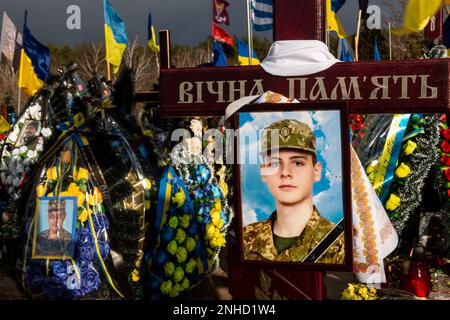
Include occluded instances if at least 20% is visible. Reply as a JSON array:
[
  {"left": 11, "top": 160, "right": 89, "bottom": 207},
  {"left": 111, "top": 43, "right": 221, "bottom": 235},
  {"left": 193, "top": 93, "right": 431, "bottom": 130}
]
[
  {"left": 327, "top": 0, "right": 348, "bottom": 39},
  {"left": 393, "top": 0, "right": 442, "bottom": 35},
  {"left": 103, "top": 0, "right": 128, "bottom": 73},
  {"left": 374, "top": 35, "right": 381, "bottom": 61},
  {"left": 237, "top": 39, "right": 259, "bottom": 66},
  {"left": 148, "top": 11, "right": 159, "bottom": 53},
  {"left": 18, "top": 11, "right": 50, "bottom": 96}
]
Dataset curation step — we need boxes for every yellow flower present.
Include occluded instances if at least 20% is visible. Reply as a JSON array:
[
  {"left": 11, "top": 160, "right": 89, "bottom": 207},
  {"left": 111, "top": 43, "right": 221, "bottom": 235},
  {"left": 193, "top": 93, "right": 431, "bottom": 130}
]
[
  {"left": 131, "top": 269, "right": 140, "bottom": 282},
  {"left": 218, "top": 180, "right": 228, "bottom": 197},
  {"left": 78, "top": 208, "right": 89, "bottom": 223},
  {"left": 143, "top": 178, "right": 152, "bottom": 190},
  {"left": 75, "top": 167, "right": 89, "bottom": 181},
  {"left": 386, "top": 194, "right": 401, "bottom": 211},
  {"left": 87, "top": 187, "right": 103, "bottom": 206},
  {"left": 172, "top": 191, "right": 186, "bottom": 208},
  {"left": 366, "top": 160, "right": 379, "bottom": 175},
  {"left": 395, "top": 163, "right": 411, "bottom": 178},
  {"left": 67, "top": 183, "right": 86, "bottom": 207},
  {"left": 214, "top": 198, "right": 221, "bottom": 211},
  {"left": 403, "top": 140, "right": 417, "bottom": 155},
  {"left": 61, "top": 150, "right": 71, "bottom": 163},
  {"left": 211, "top": 234, "right": 226, "bottom": 247},
  {"left": 210, "top": 208, "right": 221, "bottom": 222},
  {"left": 205, "top": 223, "right": 215, "bottom": 239},
  {"left": 36, "top": 184, "right": 45, "bottom": 197},
  {"left": 46, "top": 167, "right": 58, "bottom": 181}
]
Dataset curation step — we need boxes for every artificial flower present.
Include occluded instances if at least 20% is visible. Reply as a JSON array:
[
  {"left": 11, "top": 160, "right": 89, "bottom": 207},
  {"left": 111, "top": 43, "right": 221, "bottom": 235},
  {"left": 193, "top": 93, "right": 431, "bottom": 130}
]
[
  {"left": 46, "top": 166, "right": 58, "bottom": 181},
  {"left": 36, "top": 184, "right": 45, "bottom": 197},
  {"left": 175, "top": 229, "right": 186, "bottom": 244},
  {"left": 75, "top": 167, "right": 89, "bottom": 181},
  {"left": 172, "top": 191, "right": 186, "bottom": 208},
  {"left": 447, "top": 189, "right": 450, "bottom": 197},
  {"left": 440, "top": 154, "right": 450, "bottom": 166},
  {"left": 131, "top": 269, "right": 140, "bottom": 282},
  {"left": 153, "top": 249, "right": 169, "bottom": 267},
  {"left": 41, "top": 128, "right": 52, "bottom": 138},
  {"left": 176, "top": 247, "right": 188, "bottom": 263},
  {"left": 395, "top": 163, "right": 411, "bottom": 178},
  {"left": 161, "top": 226, "right": 175, "bottom": 244},
  {"left": 441, "top": 141, "right": 450, "bottom": 154},
  {"left": 170, "top": 283, "right": 182, "bottom": 298},
  {"left": 67, "top": 183, "right": 86, "bottom": 206},
  {"left": 185, "top": 237, "right": 196, "bottom": 252},
  {"left": 78, "top": 208, "right": 89, "bottom": 223},
  {"left": 167, "top": 240, "right": 178, "bottom": 255},
  {"left": 205, "top": 223, "right": 215, "bottom": 239},
  {"left": 386, "top": 194, "right": 401, "bottom": 211},
  {"left": 160, "top": 280, "right": 173, "bottom": 295},
  {"left": 218, "top": 180, "right": 228, "bottom": 197},
  {"left": 173, "top": 267, "right": 184, "bottom": 283},
  {"left": 444, "top": 169, "right": 450, "bottom": 182},
  {"left": 181, "top": 277, "right": 190, "bottom": 290},
  {"left": 179, "top": 214, "right": 191, "bottom": 228},
  {"left": 87, "top": 187, "right": 103, "bottom": 206},
  {"left": 403, "top": 140, "right": 417, "bottom": 156},
  {"left": 442, "top": 128, "right": 450, "bottom": 141},
  {"left": 168, "top": 216, "right": 179, "bottom": 229},
  {"left": 211, "top": 233, "right": 226, "bottom": 248},
  {"left": 61, "top": 150, "right": 71, "bottom": 163},
  {"left": 164, "top": 262, "right": 175, "bottom": 276},
  {"left": 185, "top": 258, "right": 197, "bottom": 273}
]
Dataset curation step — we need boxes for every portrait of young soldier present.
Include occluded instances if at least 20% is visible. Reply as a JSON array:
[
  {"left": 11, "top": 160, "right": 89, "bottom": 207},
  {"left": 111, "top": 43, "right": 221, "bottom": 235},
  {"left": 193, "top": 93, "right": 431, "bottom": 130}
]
[
  {"left": 21, "top": 120, "right": 39, "bottom": 145},
  {"left": 242, "top": 119, "right": 345, "bottom": 263},
  {"left": 35, "top": 200, "right": 73, "bottom": 257}
]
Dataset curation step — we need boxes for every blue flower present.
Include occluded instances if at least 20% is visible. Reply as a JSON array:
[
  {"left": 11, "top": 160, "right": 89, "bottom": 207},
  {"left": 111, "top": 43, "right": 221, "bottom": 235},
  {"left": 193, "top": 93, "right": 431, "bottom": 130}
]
[
  {"left": 198, "top": 204, "right": 210, "bottom": 217},
  {"left": 66, "top": 273, "right": 81, "bottom": 291},
  {"left": 81, "top": 268, "right": 101, "bottom": 294},
  {"left": 161, "top": 225, "right": 175, "bottom": 244},
  {"left": 194, "top": 165, "right": 210, "bottom": 185},
  {"left": 78, "top": 259, "right": 90, "bottom": 273},
  {"left": 194, "top": 189, "right": 206, "bottom": 200},
  {"left": 97, "top": 240, "right": 110, "bottom": 260},
  {"left": 77, "top": 227, "right": 94, "bottom": 248},
  {"left": 51, "top": 261, "right": 69, "bottom": 280},
  {"left": 147, "top": 276, "right": 162, "bottom": 290},
  {"left": 78, "top": 245, "right": 95, "bottom": 262},
  {"left": 206, "top": 184, "right": 222, "bottom": 199},
  {"left": 153, "top": 248, "right": 169, "bottom": 267},
  {"left": 93, "top": 213, "right": 110, "bottom": 232},
  {"left": 220, "top": 209, "right": 229, "bottom": 225}
]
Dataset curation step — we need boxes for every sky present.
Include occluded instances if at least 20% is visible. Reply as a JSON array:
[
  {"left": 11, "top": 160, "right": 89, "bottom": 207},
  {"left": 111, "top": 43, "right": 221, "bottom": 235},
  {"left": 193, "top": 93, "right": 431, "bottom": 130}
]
[
  {"left": 0, "top": 0, "right": 390, "bottom": 47},
  {"left": 239, "top": 110, "right": 344, "bottom": 227}
]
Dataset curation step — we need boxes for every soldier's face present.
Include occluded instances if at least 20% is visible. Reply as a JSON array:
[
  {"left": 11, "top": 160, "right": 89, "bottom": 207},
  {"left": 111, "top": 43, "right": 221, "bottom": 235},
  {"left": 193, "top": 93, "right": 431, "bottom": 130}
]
[
  {"left": 48, "top": 209, "right": 66, "bottom": 234},
  {"left": 260, "top": 150, "right": 321, "bottom": 205},
  {"left": 25, "top": 124, "right": 37, "bottom": 137}
]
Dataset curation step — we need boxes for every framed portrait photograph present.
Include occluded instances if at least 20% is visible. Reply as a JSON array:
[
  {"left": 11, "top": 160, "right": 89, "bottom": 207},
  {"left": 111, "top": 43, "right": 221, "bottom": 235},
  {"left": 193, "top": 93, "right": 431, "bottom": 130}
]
[
  {"left": 231, "top": 103, "right": 352, "bottom": 271},
  {"left": 32, "top": 196, "right": 78, "bottom": 260},
  {"left": 15, "top": 119, "right": 41, "bottom": 149}
]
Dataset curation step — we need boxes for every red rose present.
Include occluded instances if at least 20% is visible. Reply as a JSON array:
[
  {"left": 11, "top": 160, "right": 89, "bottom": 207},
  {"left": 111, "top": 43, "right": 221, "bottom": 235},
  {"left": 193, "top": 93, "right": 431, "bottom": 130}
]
[
  {"left": 0, "top": 134, "right": 5, "bottom": 140},
  {"left": 444, "top": 169, "right": 450, "bottom": 181},
  {"left": 447, "top": 189, "right": 450, "bottom": 197},
  {"left": 441, "top": 141, "right": 450, "bottom": 153},
  {"left": 440, "top": 114, "right": 447, "bottom": 123},
  {"left": 442, "top": 128, "right": 450, "bottom": 141},
  {"left": 441, "top": 155, "right": 450, "bottom": 166}
]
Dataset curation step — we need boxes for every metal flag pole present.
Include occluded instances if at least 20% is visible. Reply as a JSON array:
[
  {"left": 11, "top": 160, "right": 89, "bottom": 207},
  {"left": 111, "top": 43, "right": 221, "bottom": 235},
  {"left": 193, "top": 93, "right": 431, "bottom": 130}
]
[{"left": 246, "top": 0, "right": 254, "bottom": 65}]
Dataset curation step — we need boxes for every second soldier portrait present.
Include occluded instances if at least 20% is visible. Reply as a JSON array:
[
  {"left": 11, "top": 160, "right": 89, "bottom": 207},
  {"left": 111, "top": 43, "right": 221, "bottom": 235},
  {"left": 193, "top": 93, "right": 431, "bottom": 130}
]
[{"left": 233, "top": 104, "right": 352, "bottom": 269}]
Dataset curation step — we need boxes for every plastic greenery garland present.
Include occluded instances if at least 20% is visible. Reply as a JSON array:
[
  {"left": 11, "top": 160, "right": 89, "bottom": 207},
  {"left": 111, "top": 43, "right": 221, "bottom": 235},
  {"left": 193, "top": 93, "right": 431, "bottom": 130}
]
[
  {"left": 341, "top": 283, "right": 378, "bottom": 300},
  {"left": 0, "top": 100, "right": 52, "bottom": 199},
  {"left": 437, "top": 114, "right": 450, "bottom": 230},
  {"left": 366, "top": 114, "right": 440, "bottom": 235}
]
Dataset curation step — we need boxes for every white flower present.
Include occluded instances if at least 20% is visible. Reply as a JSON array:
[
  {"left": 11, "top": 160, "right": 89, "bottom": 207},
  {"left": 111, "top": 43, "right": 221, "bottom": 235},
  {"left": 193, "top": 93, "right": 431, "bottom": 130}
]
[
  {"left": 11, "top": 148, "right": 20, "bottom": 156},
  {"left": 27, "top": 150, "right": 37, "bottom": 158},
  {"left": 41, "top": 127, "right": 52, "bottom": 138},
  {"left": 1, "top": 172, "right": 6, "bottom": 184},
  {"left": 8, "top": 186, "right": 15, "bottom": 195},
  {"left": 23, "top": 158, "right": 31, "bottom": 166},
  {"left": 8, "top": 132, "right": 18, "bottom": 142},
  {"left": 29, "top": 104, "right": 41, "bottom": 119},
  {"left": 6, "top": 175, "right": 13, "bottom": 184},
  {"left": 13, "top": 177, "right": 21, "bottom": 187},
  {"left": 19, "top": 145, "right": 28, "bottom": 153},
  {"left": 16, "top": 164, "right": 24, "bottom": 174}
]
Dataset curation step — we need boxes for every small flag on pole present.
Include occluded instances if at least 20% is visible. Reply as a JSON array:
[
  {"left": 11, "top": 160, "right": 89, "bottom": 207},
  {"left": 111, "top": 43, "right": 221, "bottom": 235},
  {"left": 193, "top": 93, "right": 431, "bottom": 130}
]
[
  {"left": 332, "top": 0, "right": 346, "bottom": 13},
  {"left": 338, "top": 38, "right": 354, "bottom": 62},
  {"left": 251, "top": 0, "right": 273, "bottom": 31},
  {"left": 212, "top": 23, "right": 234, "bottom": 46},
  {"left": 148, "top": 11, "right": 159, "bottom": 53},
  {"left": 237, "top": 38, "right": 260, "bottom": 65},
  {"left": 103, "top": 0, "right": 128, "bottom": 73},
  {"left": 18, "top": 11, "right": 50, "bottom": 96},
  {"left": 393, "top": 0, "right": 442, "bottom": 35},
  {"left": 374, "top": 35, "right": 381, "bottom": 61},
  {"left": 212, "top": 41, "right": 228, "bottom": 67},
  {"left": 327, "top": 0, "right": 348, "bottom": 39},
  {"left": 213, "top": 0, "right": 230, "bottom": 25}
]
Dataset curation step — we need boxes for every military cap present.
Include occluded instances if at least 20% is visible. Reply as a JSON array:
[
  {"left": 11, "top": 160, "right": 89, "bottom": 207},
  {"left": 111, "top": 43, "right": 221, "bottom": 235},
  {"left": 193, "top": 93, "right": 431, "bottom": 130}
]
[
  {"left": 260, "top": 119, "right": 316, "bottom": 155},
  {"left": 48, "top": 199, "right": 66, "bottom": 213}
]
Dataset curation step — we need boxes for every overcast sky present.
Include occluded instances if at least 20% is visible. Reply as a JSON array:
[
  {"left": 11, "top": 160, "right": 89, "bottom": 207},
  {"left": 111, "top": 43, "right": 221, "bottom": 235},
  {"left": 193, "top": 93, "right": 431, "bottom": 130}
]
[{"left": 1, "top": 0, "right": 390, "bottom": 46}]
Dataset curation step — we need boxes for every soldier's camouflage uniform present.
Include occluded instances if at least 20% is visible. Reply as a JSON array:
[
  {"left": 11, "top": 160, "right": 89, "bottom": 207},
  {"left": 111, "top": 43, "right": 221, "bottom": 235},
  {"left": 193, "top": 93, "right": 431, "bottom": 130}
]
[
  {"left": 35, "top": 229, "right": 72, "bottom": 256},
  {"left": 243, "top": 208, "right": 345, "bottom": 263}
]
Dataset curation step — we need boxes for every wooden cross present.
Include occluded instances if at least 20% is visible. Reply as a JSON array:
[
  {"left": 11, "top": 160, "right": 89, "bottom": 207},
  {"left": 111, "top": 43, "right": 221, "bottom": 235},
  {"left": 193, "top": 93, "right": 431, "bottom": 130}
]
[{"left": 152, "top": 0, "right": 449, "bottom": 300}]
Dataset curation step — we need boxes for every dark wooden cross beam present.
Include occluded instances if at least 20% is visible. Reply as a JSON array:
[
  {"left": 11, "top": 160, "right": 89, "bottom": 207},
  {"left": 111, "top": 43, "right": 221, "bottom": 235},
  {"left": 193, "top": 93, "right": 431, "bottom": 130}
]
[{"left": 153, "top": 0, "right": 449, "bottom": 300}]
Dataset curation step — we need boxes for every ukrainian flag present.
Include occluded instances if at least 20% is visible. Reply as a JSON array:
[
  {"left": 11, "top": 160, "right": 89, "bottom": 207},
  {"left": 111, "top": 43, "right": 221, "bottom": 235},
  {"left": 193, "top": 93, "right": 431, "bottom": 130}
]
[
  {"left": 393, "top": 0, "right": 442, "bottom": 35},
  {"left": 237, "top": 39, "right": 260, "bottom": 66},
  {"left": 18, "top": 11, "right": 50, "bottom": 96},
  {"left": 327, "top": 0, "right": 348, "bottom": 39},
  {"left": 103, "top": 0, "right": 128, "bottom": 73},
  {"left": 148, "top": 11, "right": 159, "bottom": 53}
]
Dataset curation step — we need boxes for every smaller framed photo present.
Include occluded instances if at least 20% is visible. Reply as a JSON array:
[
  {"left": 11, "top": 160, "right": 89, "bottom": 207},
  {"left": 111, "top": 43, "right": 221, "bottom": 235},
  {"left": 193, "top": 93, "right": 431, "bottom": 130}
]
[
  {"left": 15, "top": 119, "right": 41, "bottom": 149},
  {"left": 32, "top": 196, "right": 78, "bottom": 260}
]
